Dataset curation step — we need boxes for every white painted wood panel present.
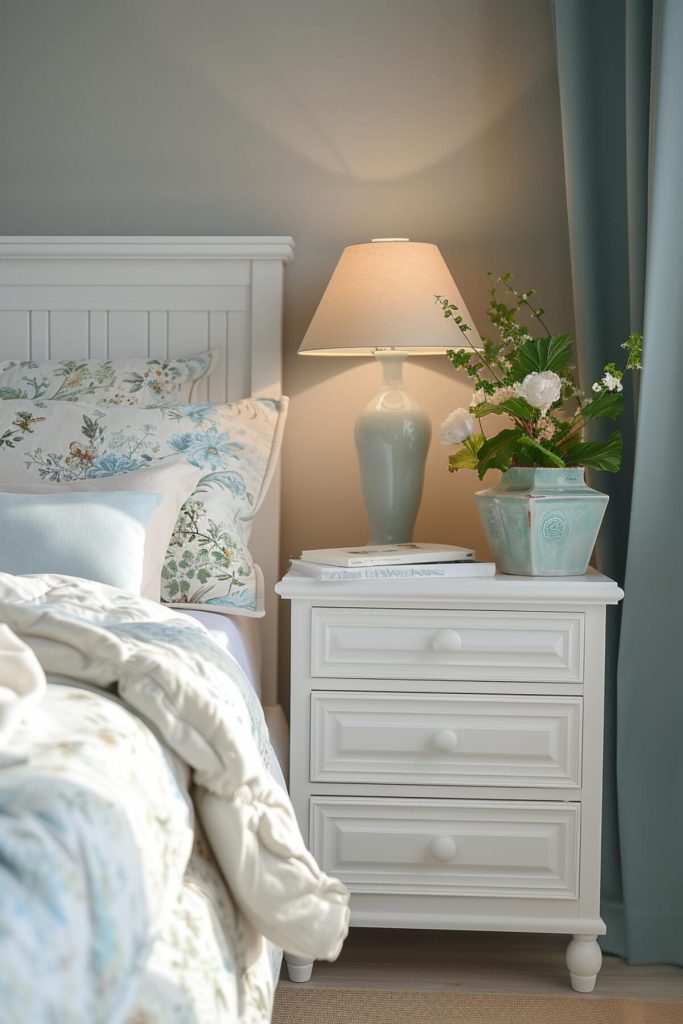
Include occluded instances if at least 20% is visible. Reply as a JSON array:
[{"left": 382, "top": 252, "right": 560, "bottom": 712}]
[
  {"left": 48, "top": 311, "right": 89, "bottom": 358},
  {"left": 167, "top": 311, "right": 209, "bottom": 359},
  {"left": 29, "top": 311, "right": 49, "bottom": 359},
  {"left": 148, "top": 311, "right": 168, "bottom": 360},
  {"left": 207, "top": 312, "right": 228, "bottom": 403},
  {"left": 250, "top": 260, "right": 284, "bottom": 396},
  {"left": 310, "top": 798, "right": 580, "bottom": 900},
  {"left": 107, "top": 311, "right": 149, "bottom": 357},
  {"left": 310, "top": 692, "right": 582, "bottom": 787},
  {"left": 0, "top": 311, "right": 30, "bottom": 358},
  {"left": 0, "top": 258, "right": 251, "bottom": 287},
  {"left": 88, "top": 311, "right": 108, "bottom": 359},
  {"left": 0, "top": 285, "right": 250, "bottom": 312},
  {"left": 311, "top": 607, "right": 584, "bottom": 683},
  {"left": 225, "top": 311, "right": 251, "bottom": 402}
]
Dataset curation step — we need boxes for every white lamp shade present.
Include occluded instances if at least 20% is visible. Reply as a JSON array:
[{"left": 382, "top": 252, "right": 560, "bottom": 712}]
[{"left": 299, "top": 240, "right": 482, "bottom": 355}]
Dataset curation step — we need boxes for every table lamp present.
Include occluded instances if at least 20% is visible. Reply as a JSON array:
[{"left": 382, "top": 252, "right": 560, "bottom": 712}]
[{"left": 299, "top": 239, "right": 482, "bottom": 544}]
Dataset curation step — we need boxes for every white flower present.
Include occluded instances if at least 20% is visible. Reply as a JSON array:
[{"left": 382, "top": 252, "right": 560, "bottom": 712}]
[
  {"left": 515, "top": 370, "right": 562, "bottom": 416},
  {"left": 489, "top": 385, "right": 517, "bottom": 406},
  {"left": 440, "top": 407, "right": 474, "bottom": 444},
  {"left": 602, "top": 372, "right": 623, "bottom": 392},
  {"left": 592, "top": 372, "right": 624, "bottom": 394},
  {"left": 470, "top": 385, "right": 516, "bottom": 410}
]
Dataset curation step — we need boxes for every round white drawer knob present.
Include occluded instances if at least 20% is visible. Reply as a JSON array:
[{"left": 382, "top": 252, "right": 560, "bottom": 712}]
[
  {"left": 432, "top": 729, "right": 459, "bottom": 754},
  {"left": 429, "top": 836, "right": 458, "bottom": 863},
  {"left": 431, "top": 629, "right": 463, "bottom": 652}
]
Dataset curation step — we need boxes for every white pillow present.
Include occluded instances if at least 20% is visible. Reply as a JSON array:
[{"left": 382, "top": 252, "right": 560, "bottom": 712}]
[{"left": 4, "top": 461, "right": 202, "bottom": 601}]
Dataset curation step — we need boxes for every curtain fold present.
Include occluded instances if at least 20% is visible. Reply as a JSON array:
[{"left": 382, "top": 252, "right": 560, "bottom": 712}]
[{"left": 553, "top": 0, "right": 683, "bottom": 963}]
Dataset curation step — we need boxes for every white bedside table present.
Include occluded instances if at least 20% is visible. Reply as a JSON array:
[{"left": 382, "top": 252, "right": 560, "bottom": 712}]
[{"left": 275, "top": 570, "right": 623, "bottom": 990}]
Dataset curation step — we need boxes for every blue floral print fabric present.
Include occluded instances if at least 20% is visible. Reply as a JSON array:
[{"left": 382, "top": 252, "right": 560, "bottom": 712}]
[
  {"left": 0, "top": 396, "right": 288, "bottom": 614},
  {"left": 132, "top": 823, "right": 282, "bottom": 1024},
  {"left": 0, "top": 683, "right": 281, "bottom": 1024},
  {"left": 0, "top": 353, "right": 214, "bottom": 406},
  {"left": 0, "top": 684, "right": 195, "bottom": 1024}
]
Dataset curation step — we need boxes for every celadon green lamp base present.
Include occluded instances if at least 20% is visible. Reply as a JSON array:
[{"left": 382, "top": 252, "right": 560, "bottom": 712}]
[
  {"left": 476, "top": 467, "right": 609, "bottom": 576},
  {"left": 355, "top": 351, "right": 430, "bottom": 545}
]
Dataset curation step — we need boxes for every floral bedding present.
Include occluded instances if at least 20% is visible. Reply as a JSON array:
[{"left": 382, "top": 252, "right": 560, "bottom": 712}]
[
  {"left": 0, "top": 683, "right": 279, "bottom": 1024},
  {"left": 0, "top": 573, "right": 349, "bottom": 1024},
  {"left": 132, "top": 826, "right": 281, "bottom": 1024}
]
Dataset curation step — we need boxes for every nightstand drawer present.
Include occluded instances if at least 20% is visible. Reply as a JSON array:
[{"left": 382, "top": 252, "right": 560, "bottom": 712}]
[
  {"left": 310, "top": 798, "right": 580, "bottom": 899},
  {"left": 310, "top": 608, "right": 583, "bottom": 683},
  {"left": 310, "top": 692, "right": 582, "bottom": 787}
]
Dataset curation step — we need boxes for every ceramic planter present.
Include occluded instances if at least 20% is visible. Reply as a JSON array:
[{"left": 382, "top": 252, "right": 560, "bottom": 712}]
[{"left": 476, "top": 467, "right": 608, "bottom": 576}]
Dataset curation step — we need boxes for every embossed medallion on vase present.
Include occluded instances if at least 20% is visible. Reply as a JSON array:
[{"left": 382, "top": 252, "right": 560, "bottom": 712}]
[{"left": 476, "top": 467, "right": 608, "bottom": 576}]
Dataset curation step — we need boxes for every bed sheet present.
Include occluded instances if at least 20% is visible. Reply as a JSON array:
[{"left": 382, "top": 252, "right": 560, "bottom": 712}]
[
  {"left": 176, "top": 609, "right": 289, "bottom": 782},
  {"left": 0, "top": 682, "right": 280, "bottom": 1024},
  {"left": 176, "top": 610, "right": 262, "bottom": 699}
]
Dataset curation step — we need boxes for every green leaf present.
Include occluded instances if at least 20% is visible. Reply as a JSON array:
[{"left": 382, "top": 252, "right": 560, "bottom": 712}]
[
  {"left": 482, "top": 337, "right": 503, "bottom": 362},
  {"left": 81, "top": 414, "right": 100, "bottom": 441},
  {"left": 512, "top": 333, "right": 574, "bottom": 379},
  {"left": 622, "top": 332, "right": 643, "bottom": 370},
  {"left": 447, "top": 348, "right": 474, "bottom": 370},
  {"left": 448, "top": 449, "right": 478, "bottom": 471},
  {"left": 447, "top": 433, "right": 485, "bottom": 472},
  {"left": 572, "top": 389, "right": 623, "bottom": 425},
  {"left": 476, "top": 428, "right": 523, "bottom": 479},
  {"left": 563, "top": 430, "right": 623, "bottom": 472},
  {"left": 473, "top": 396, "right": 534, "bottom": 420},
  {"left": 517, "top": 435, "right": 566, "bottom": 467}
]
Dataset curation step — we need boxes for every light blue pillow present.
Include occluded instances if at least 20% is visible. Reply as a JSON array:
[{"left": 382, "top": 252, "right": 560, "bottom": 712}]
[{"left": 0, "top": 491, "right": 162, "bottom": 594}]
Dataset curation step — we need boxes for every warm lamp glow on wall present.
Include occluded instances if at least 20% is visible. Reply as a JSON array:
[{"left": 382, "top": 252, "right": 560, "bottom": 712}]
[{"left": 299, "top": 239, "right": 482, "bottom": 543}]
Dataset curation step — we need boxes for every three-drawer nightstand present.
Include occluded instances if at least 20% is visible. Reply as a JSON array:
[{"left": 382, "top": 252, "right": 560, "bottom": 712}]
[{"left": 275, "top": 570, "right": 623, "bottom": 989}]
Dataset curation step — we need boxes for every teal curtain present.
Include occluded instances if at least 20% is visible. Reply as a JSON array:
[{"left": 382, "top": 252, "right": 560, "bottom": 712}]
[{"left": 553, "top": 0, "right": 683, "bottom": 963}]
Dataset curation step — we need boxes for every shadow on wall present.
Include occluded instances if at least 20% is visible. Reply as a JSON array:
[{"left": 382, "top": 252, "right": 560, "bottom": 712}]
[{"left": 192, "top": 2, "right": 555, "bottom": 182}]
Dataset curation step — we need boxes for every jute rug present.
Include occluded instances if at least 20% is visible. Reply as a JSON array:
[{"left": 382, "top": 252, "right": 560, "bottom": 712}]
[{"left": 272, "top": 986, "right": 682, "bottom": 1024}]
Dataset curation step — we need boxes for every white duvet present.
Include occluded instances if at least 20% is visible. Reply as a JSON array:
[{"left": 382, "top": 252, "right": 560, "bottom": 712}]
[{"left": 0, "top": 573, "right": 349, "bottom": 984}]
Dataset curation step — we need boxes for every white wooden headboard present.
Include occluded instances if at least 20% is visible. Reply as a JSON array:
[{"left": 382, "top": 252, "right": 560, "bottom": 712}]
[{"left": 0, "top": 235, "right": 294, "bottom": 706}]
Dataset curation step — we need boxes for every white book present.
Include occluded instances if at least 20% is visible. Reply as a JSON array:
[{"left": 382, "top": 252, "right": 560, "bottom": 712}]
[
  {"left": 288, "top": 559, "right": 496, "bottom": 581},
  {"left": 298, "top": 542, "right": 475, "bottom": 568}
]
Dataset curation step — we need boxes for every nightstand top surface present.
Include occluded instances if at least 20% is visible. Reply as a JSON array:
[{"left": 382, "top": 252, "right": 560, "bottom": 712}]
[{"left": 275, "top": 567, "right": 623, "bottom": 605}]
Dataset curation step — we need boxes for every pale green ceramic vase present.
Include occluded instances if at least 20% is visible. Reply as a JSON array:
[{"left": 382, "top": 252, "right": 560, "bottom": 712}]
[{"left": 476, "top": 467, "right": 609, "bottom": 576}]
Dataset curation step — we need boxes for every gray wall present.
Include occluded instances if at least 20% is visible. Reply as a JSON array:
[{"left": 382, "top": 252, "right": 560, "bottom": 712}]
[{"left": 0, "top": 0, "right": 573, "bottom": 700}]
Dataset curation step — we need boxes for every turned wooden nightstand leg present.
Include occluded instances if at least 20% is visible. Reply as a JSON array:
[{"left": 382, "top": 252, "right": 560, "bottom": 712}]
[
  {"left": 284, "top": 953, "right": 314, "bottom": 983},
  {"left": 566, "top": 934, "right": 602, "bottom": 992}
]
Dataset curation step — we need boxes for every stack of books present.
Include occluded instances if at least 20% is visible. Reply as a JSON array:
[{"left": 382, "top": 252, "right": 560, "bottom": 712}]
[{"left": 287, "top": 543, "right": 496, "bottom": 581}]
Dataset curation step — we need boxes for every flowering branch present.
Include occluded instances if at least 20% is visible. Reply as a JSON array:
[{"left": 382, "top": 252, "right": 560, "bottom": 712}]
[{"left": 438, "top": 274, "right": 643, "bottom": 478}]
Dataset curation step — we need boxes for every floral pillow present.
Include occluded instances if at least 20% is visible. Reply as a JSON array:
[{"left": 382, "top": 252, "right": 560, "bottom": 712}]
[
  {"left": 0, "top": 353, "right": 215, "bottom": 406},
  {"left": 0, "top": 397, "right": 288, "bottom": 615}
]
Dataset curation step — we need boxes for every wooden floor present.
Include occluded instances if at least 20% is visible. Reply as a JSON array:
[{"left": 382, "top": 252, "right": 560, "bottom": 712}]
[{"left": 278, "top": 929, "right": 683, "bottom": 1003}]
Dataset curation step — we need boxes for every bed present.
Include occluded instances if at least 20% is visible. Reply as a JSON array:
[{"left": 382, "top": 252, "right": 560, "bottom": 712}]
[{"left": 0, "top": 237, "right": 349, "bottom": 1023}]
